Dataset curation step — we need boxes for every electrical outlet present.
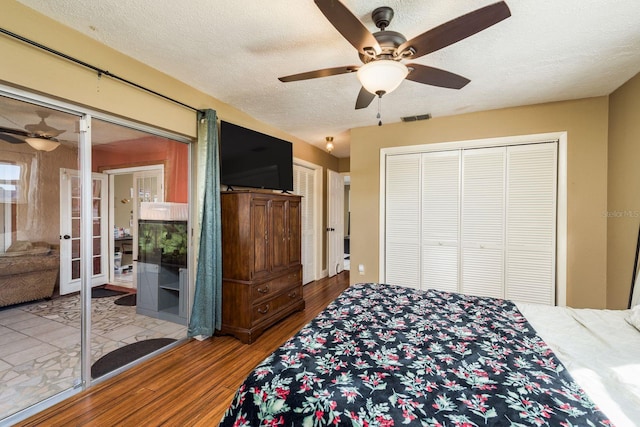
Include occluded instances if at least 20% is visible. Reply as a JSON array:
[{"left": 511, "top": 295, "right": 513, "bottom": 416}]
[{"left": 358, "top": 264, "right": 365, "bottom": 275}]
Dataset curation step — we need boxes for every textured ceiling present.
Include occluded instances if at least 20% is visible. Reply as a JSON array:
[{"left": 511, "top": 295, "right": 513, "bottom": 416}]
[{"left": 13, "top": 0, "right": 640, "bottom": 158}]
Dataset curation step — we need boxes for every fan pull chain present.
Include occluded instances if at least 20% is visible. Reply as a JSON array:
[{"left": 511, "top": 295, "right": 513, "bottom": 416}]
[{"left": 377, "top": 95, "right": 382, "bottom": 126}]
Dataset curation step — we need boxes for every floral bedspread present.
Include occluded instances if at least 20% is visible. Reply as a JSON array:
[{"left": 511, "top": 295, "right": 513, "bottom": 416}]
[{"left": 219, "top": 283, "right": 613, "bottom": 426}]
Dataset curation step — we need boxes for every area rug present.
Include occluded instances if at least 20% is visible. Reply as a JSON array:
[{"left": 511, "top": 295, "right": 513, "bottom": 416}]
[
  {"left": 91, "top": 287, "right": 127, "bottom": 298},
  {"left": 91, "top": 338, "right": 176, "bottom": 378},
  {"left": 114, "top": 293, "right": 137, "bottom": 306}
]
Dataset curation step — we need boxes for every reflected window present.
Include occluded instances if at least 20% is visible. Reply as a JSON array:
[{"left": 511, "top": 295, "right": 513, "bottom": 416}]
[{"left": 0, "top": 161, "right": 24, "bottom": 203}]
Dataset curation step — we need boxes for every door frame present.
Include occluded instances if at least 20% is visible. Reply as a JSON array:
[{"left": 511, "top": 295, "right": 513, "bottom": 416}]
[{"left": 102, "top": 165, "right": 165, "bottom": 285}]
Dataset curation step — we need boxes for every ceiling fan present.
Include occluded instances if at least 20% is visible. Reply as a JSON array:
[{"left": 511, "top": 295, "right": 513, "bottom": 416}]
[
  {"left": 0, "top": 111, "right": 66, "bottom": 151},
  {"left": 279, "top": 0, "right": 511, "bottom": 109}
]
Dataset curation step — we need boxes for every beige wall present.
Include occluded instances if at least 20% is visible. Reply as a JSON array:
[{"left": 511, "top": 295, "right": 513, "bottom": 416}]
[
  {"left": 351, "top": 97, "right": 610, "bottom": 308},
  {"left": 607, "top": 72, "right": 640, "bottom": 309},
  {"left": 1, "top": 0, "right": 341, "bottom": 270},
  {"left": 338, "top": 158, "right": 351, "bottom": 173},
  {"left": 113, "top": 174, "right": 133, "bottom": 232},
  {"left": 5, "top": 143, "right": 78, "bottom": 245}
]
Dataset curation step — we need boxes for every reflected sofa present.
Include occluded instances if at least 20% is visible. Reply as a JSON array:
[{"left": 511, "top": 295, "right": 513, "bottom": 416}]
[{"left": 0, "top": 241, "right": 59, "bottom": 307}]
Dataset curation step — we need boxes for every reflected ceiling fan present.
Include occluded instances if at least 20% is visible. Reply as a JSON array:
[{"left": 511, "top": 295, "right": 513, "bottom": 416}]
[
  {"left": 279, "top": 0, "right": 511, "bottom": 109},
  {"left": 0, "top": 111, "right": 65, "bottom": 151}
]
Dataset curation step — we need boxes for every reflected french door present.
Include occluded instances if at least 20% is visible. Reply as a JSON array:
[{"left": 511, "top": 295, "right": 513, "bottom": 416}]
[{"left": 59, "top": 168, "right": 109, "bottom": 295}]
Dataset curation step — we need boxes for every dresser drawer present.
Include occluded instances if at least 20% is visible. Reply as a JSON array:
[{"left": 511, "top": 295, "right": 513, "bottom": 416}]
[
  {"left": 252, "top": 284, "right": 302, "bottom": 326},
  {"left": 252, "top": 268, "right": 301, "bottom": 302}
]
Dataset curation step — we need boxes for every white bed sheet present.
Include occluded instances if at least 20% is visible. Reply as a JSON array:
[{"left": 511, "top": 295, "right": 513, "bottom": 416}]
[{"left": 517, "top": 303, "right": 640, "bottom": 427}]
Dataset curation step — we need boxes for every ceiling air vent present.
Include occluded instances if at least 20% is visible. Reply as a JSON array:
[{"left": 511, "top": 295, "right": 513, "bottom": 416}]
[{"left": 401, "top": 113, "right": 432, "bottom": 122}]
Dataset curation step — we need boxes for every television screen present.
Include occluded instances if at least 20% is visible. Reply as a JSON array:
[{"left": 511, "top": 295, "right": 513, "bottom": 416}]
[{"left": 220, "top": 121, "right": 294, "bottom": 192}]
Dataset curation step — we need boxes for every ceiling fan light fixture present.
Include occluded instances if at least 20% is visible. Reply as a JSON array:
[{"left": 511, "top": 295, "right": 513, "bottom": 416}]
[
  {"left": 25, "top": 137, "right": 60, "bottom": 152},
  {"left": 357, "top": 60, "right": 408, "bottom": 95}
]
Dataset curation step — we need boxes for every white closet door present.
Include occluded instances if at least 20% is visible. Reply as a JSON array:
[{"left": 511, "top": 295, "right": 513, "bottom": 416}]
[
  {"left": 385, "top": 154, "right": 421, "bottom": 288},
  {"left": 461, "top": 147, "right": 506, "bottom": 298},
  {"left": 421, "top": 151, "right": 460, "bottom": 292},
  {"left": 293, "top": 164, "right": 316, "bottom": 285},
  {"left": 505, "top": 143, "right": 557, "bottom": 304}
]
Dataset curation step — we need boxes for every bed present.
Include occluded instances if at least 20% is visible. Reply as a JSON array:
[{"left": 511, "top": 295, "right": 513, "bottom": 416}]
[{"left": 219, "top": 283, "right": 640, "bottom": 426}]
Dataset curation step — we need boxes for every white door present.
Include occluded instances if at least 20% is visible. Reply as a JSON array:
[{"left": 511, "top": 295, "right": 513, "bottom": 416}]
[
  {"left": 327, "top": 170, "right": 344, "bottom": 277},
  {"left": 385, "top": 154, "right": 421, "bottom": 288},
  {"left": 421, "top": 150, "right": 461, "bottom": 292},
  {"left": 294, "top": 163, "right": 316, "bottom": 284},
  {"left": 460, "top": 147, "right": 506, "bottom": 299},
  {"left": 505, "top": 143, "right": 557, "bottom": 304},
  {"left": 59, "top": 168, "right": 109, "bottom": 295}
]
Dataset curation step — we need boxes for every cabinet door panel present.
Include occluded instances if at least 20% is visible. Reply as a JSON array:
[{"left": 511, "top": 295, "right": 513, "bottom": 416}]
[
  {"left": 270, "top": 199, "right": 288, "bottom": 272},
  {"left": 251, "top": 198, "right": 269, "bottom": 278},
  {"left": 288, "top": 199, "right": 302, "bottom": 266}
]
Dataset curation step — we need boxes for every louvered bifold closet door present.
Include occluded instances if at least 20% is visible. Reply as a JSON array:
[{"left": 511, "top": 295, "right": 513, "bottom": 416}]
[
  {"left": 461, "top": 147, "right": 506, "bottom": 298},
  {"left": 505, "top": 143, "right": 557, "bottom": 304},
  {"left": 421, "top": 150, "right": 460, "bottom": 292},
  {"left": 293, "top": 164, "right": 315, "bottom": 284},
  {"left": 385, "top": 154, "right": 421, "bottom": 288}
]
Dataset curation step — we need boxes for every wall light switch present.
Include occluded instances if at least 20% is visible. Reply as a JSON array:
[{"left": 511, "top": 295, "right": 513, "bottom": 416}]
[{"left": 358, "top": 264, "right": 365, "bottom": 275}]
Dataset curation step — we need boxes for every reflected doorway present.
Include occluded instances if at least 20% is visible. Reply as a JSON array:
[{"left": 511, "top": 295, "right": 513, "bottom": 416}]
[{"left": 104, "top": 165, "right": 165, "bottom": 289}]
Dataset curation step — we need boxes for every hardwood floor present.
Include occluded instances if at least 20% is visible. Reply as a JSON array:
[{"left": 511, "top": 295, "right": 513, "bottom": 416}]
[{"left": 16, "top": 271, "right": 350, "bottom": 427}]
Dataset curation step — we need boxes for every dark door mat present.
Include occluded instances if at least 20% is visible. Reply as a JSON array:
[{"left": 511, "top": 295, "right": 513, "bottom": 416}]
[
  {"left": 91, "top": 287, "right": 127, "bottom": 298},
  {"left": 114, "top": 293, "right": 137, "bottom": 306},
  {"left": 91, "top": 338, "right": 176, "bottom": 378}
]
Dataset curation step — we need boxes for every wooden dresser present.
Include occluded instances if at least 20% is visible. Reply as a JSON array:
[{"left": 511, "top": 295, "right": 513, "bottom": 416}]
[{"left": 220, "top": 190, "right": 304, "bottom": 343}]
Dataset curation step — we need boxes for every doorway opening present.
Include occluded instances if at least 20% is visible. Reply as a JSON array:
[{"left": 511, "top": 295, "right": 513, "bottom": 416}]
[
  {"left": 343, "top": 174, "right": 350, "bottom": 271},
  {"left": 103, "top": 165, "right": 165, "bottom": 289}
]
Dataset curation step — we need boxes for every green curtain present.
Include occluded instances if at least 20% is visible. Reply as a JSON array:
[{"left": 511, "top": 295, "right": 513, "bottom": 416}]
[{"left": 188, "top": 109, "right": 222, "bottom": 337}]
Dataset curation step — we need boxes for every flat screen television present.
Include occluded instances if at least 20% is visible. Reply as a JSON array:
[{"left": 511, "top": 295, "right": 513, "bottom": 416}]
[{"left": 220, "top": 121, "right": 294, "bottom": 192}]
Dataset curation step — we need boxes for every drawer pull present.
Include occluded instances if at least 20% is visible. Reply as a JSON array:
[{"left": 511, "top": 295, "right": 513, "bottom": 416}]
[
  {"left": 257, "top": 304, "right": 270, "bottom": 314},
  {"left": 257, "top": 285, "right": 270, "bottom": 294},
  {"left": 288, "top": 291, "right": 297, "bottom": 298}
]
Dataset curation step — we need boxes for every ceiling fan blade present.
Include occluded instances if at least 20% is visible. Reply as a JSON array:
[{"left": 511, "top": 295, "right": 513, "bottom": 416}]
[
  {"left": 398, "top": 1, "right": 511, "bottom": 59},
  {"left": 24, "top": 119, "right": 65, "bottom": 138},
  {"left": 405, "top": 64, "right": 470, "bottom": 89},
  {"left": 314, "top": 0, "right": 381, "bottom": 56},
  {"left": 0, "top": 126, "right": 29, "bottom": 137},
  {"left": 279, "top": 66, "right": 358, "bottom": 83},
  {"left": 0, "top": 133, "right": 25, "bottom": 144},
  {"left": 355, "top": 87, "right": 376, "bottom": 110}
]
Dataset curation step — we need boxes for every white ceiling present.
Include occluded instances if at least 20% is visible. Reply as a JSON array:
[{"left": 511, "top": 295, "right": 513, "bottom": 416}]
[{"left": 13, "top": 0, "right": 640, "bottom": 158}]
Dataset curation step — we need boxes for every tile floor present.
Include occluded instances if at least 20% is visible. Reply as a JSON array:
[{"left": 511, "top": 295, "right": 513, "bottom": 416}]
[
  {"left": 0, "top": 292, "right": 186, "bottom": 418},
  {"left": 112, "top": 268, "right": 134, "bottom": 287}
]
